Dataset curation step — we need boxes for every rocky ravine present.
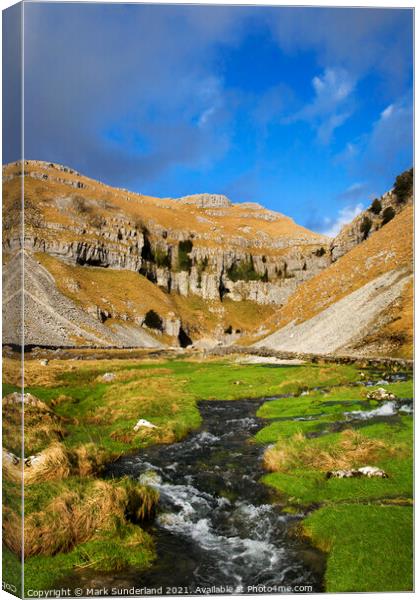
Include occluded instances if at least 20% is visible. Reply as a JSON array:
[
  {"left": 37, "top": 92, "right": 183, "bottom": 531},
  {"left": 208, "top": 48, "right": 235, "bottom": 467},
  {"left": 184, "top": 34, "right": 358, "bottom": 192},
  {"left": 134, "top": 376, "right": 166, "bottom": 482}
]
[{"left": 2, "top": 161, "right": 413, "bottom": 354}]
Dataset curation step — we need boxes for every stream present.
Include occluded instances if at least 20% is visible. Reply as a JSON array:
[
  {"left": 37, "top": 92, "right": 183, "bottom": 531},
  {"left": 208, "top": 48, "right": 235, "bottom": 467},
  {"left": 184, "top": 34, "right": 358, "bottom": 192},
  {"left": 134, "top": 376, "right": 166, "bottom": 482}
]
[
  {"left": 58, "top": 371, "right": 411, "bottom": 596},
  {"left": 99, "top": 398, "right": 324, "bottom": 595}
]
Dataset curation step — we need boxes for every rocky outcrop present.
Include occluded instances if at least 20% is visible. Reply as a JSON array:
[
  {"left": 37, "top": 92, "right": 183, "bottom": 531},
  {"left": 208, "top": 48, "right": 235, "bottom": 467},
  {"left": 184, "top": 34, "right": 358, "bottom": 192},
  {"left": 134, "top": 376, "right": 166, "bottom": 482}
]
[
  {"left": 255, "top": 269, "right": 411, "bottom": 355},
  {"left": 175, "top": 193, "right": 232, "bottom": 208},
  {"left": 330, "top": 169, "right": 413, "bottom": 261},
  {"left": 254, "top": 201, "right": 413, "bottom": 359},
  {"left": 3, "top": 160, "right": 331, "bottom": 308}
]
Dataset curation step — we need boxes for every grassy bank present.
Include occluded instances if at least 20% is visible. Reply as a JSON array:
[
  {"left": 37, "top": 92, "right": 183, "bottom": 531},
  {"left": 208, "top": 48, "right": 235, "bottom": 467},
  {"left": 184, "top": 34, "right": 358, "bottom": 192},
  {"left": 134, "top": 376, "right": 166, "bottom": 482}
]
[
  {"left": 4, "top": 355, "right": 361, "bottom": 457},
  {"left": 3, "top": 354, "right": 360, "bottom": 592},
  {"left": 256, "top": 378, "right": 413, "bottom": 592},
  {"left": 3, "top": 353, "right": 412, "bottom": 593}
]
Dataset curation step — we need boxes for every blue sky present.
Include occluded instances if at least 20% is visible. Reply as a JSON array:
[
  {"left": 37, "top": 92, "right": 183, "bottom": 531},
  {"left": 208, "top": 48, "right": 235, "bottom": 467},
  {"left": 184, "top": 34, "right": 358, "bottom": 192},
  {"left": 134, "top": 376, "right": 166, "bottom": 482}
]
[{"left": 9, "top": 4, "right": 414, "bottom": 234}]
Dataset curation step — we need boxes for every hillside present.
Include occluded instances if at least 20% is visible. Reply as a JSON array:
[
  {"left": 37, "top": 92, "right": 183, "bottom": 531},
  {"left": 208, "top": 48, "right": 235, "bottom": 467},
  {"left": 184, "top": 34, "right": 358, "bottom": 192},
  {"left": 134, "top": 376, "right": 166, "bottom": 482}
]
[
  {"left": 256, "top": 203, "right": 413, "bottom": 358},
  {"left": 2, "top": 160, "right": 328, "bottom": 348},
  {"left": 2, "top": 161, "right": 413, "bottom": 357}
]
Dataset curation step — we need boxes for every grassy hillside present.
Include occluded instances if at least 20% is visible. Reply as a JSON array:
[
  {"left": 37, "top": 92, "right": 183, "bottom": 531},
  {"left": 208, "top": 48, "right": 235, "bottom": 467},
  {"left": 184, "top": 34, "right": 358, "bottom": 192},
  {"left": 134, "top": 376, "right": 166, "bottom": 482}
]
[
  {"left": 36, "top": 253, "right": 277, "bottom": 342},
  {"left": 255, "top": 205, "right": 413, "bottom": 358}
]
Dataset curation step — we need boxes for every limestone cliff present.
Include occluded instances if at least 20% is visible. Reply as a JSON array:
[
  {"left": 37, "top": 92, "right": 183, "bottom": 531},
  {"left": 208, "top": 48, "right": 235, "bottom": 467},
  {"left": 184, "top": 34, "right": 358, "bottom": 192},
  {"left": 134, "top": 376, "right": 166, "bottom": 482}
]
[
  {"left": 3, "top": 161, "right": 412, "bottom": 355},
  {"left": 330, "top": 168, "right": 413, "bottom": 262},
  {"left": 3, "top": 161, "right": 330, "bottom": 307},
  {"left": 2, "top": 160, "right": 330, "bottom": 347}
]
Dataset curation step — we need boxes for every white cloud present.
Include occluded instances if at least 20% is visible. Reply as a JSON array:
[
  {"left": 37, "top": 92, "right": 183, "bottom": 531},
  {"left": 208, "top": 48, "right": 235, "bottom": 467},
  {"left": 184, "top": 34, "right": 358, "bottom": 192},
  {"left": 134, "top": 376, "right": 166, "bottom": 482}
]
[
  {"left": 288, "top": 67, "right": 355, "bottom": 144},
  {"left": 322, "top": 203, "right": 364, "bottom": 237},
  {"left": 311, "top": 68, "right": 354, "bottom": 107},
  {"left": 198, "top": 106, "right": 216, "bottom": 127},
  {"left": 381, "top": 104, "right": 394, "bottom": 120},
  {"left": 336, "top": 95, "right": 412, "bottom": 176},
  {"left": 337, "top": 181, "right": 369, "bottom": 202}
]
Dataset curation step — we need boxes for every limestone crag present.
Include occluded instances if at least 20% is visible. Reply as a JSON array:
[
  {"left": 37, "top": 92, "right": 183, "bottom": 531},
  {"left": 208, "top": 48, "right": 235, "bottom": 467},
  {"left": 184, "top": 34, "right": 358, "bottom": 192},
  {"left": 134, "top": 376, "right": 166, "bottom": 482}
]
[
  {"left": 3, "top": 160, "right": 330, "bottom": 307},
  {"left": 176, "top": 193, "right": 232, "bottom": 208},
  {"left": 330, "top": 171, "right": 413, "bottom": 261}
]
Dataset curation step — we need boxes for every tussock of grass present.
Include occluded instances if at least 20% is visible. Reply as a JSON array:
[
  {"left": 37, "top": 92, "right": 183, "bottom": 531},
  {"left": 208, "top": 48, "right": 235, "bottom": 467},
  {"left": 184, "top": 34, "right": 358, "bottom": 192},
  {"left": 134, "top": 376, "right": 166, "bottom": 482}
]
[
  {"left": 3, "top": 393, "right": 65, "bottom": 456},
  {"left": 263, "top": 429, "right": 388, "bottom": 473},
  {"left": 4, "top": 443, "right": 70, "bottom": 485},
  {"left": 22, "top": 521, "right": 155, "bottom": 595},
  {"left": 4, "top": 477, "right": 158, "bottom": 559}
]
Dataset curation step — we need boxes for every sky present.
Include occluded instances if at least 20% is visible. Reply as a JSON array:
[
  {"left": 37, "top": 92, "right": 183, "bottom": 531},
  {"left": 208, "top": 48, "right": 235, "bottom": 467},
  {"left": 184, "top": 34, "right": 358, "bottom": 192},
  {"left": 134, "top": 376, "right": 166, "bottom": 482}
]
[{"left": 5, "top": 3, "right": 414, "bottom": 235}]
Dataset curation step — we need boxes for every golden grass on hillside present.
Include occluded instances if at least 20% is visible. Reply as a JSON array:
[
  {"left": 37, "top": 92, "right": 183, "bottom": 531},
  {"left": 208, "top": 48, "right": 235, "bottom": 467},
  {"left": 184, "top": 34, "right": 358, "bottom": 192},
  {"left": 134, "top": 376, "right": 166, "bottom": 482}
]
[
  {"left": 36, "top": 252, "right": 174, "bottom": 319},
  {"left": 263, "top": 429, "right": 390, "bottom": 473},
  {"left": 3, "top": 163, "right": 324, "bottom": 251},
  {"left": 255, "top": 205, "right": 413, "bottom": 355}
]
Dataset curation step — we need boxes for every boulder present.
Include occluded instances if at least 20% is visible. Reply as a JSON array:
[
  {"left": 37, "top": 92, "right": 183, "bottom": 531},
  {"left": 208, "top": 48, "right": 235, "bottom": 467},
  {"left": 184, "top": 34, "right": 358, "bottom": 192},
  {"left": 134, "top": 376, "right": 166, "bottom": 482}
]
[
  {"left": 326, "top": 466, "right": 388, "bottom": 479},
  {"left": 357, "top": 465, "right": 388, "bottom": 478},
  {"left": 133, "top": 418, "right": 158, "bottom": 432},
  {"left": 367, "top": 387, "right": 396, "bottom": 401},
  {"left": 101, "top": 372, "right": 116, "bottom": 382}
]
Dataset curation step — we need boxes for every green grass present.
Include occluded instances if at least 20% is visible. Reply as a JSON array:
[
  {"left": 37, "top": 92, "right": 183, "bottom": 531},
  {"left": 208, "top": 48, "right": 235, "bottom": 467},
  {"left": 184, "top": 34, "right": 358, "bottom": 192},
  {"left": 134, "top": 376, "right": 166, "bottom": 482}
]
[
  {"left": 2, "top": 358, "right": 412, "bottom": 594},
  {"left": 303, "top": 505, "right": 413, "bottom": 592},
  {"left": 256, "top": 374, "right": 413, "bottom": 593},
  {"left": 23, "top": 522, "right": 155, "bottom": 595},
  {"left": 17, "top": 360, "right": 361, "bottom": 457},
  {"left": 263, "top": 456, "right": 413, "bottom": 506},
  {"left": 254, "top": 418, "right": 333, "bottom": 443},
  {"left": 2, "top": 546, "right": 22, "bottom": 598},
  {"left": 385, "top": 379, "right": 414, "bottom": 398},
  {"left": 256, "top": 380, "right": 413, "bottom": 420}
]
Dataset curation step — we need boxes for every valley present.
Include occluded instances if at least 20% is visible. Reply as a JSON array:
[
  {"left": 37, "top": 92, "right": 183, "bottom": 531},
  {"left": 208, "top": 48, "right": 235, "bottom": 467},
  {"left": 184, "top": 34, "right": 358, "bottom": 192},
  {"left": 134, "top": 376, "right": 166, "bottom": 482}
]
[
  {"left": 1, "top": 162, "right": 414, "bottom": 595},
  {"left": 2, "top": 162, "right": 413, "bottom": 357},
  {"left": 2, "top": 350, "right": 413, "bottom": 594}
]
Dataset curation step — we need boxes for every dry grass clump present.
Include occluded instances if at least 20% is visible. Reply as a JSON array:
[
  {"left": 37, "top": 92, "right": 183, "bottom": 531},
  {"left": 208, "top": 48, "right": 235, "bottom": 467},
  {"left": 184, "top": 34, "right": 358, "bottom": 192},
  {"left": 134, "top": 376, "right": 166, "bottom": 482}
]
[
  {"left": 98, "top": 376, "right": 186, "bottom": 423},
  {"left": 71, "top": 443, "right": 110, "bottom": 477},
  {"left": 4, "top": 443, "right": 70, "bottom": 485},
  {"left": 2, "top": 507, "right": 22, "bottom": 556},
  {"left": 4, "top": 478, "right": 159, "bottom": 558},
  {"left": 3, "top": 393, "right": 66, "bottom": 456},
  {"left": 263, "top": 429, "right": 388, "bottom": 473},
  {"left": 3, "top": 442, "right": 110, "bottom": 486}
]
